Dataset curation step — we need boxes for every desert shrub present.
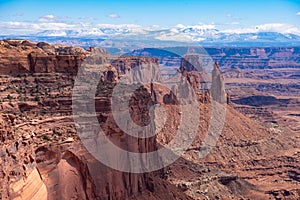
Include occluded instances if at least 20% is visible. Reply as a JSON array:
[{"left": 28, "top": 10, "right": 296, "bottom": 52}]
[{"left": 34, "top": 95, "right": 40, "bottom": 102}]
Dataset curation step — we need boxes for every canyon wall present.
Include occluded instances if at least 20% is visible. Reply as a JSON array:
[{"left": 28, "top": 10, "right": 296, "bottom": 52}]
[
  {"left": 0, "top": 40, "right": 190, "bottom": 200},
  {"left": 1, "top": 40, "right": 299, "bottom": 200},
  {"left": 0, "top": 40, "right": 87, "bottom": 75},
  {"left": 205, "top": 47, "right": 300, "bottom": 69}
]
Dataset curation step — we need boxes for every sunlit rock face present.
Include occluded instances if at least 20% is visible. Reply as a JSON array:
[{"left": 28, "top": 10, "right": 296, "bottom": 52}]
[
  {"left": 211, "top": 62, "right": 227, "bottom": 104},
  {"left": 1, "top": 40, "right": 299, "bottom": 200},
  {"left": 0, "top": 40, "right": 190, "bottom": 200},
  {"left": 0, "top": 40, "right": 87, "bottom": 75}
]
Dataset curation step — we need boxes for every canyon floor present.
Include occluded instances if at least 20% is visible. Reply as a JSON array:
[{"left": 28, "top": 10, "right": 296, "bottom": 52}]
[{"left": 225, "top": 68, "right": 300, "bottom": 133}]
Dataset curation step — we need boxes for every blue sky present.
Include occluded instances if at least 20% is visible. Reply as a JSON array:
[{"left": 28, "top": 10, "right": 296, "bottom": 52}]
[
  {"left": 0, "top": 0, "right": 299, "bottom": 26},
  {"left": 0, "top": 0, "right": 299, "bottom": 36}
]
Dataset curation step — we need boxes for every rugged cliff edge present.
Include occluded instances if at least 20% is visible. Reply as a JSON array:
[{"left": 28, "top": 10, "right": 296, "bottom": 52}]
[
  {"left": 0, "top": 40, "right": 299, "bottom": 200},
  {"left": 0, "top": 40, "right": 191, "bottom": 200}
]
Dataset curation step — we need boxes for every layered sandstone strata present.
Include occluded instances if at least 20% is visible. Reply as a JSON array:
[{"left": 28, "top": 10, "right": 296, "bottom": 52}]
[
  {"left": 0, "top": 40, "right": 190, "bottom": 200},
  {"left": 0, "top": 40, "right": 87, "bottom": 75},
  {"left": 1, "top": 40, "right": 299, "bottom": 200}
]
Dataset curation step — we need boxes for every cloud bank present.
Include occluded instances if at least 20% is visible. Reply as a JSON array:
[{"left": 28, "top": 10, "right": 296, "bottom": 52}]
[
  {"left": 106, "top": 14, "right": 120, "bottom": 19},
  {"left": 0, "top": 18, "right": 300, "bottom": 43}
]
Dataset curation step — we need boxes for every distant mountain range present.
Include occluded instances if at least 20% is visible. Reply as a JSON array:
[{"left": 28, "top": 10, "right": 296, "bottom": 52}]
[{"left": 1, "top": 25, "right": 300, "bottom": 49}]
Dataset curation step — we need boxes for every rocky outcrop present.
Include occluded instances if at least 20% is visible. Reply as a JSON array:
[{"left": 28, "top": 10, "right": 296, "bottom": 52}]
[
  {"left": 130, "top": 47, "right": 300, "bottom": 70},
  {"left": 180, "top": 57, "right": 227, "bottom": 103},
  {"left": 0, "top": 42, "right": 189, "bottom": 200},
  {"left": 0, "top": 70, "right": 188, "bottom": 199},
  {"left": 35, "top": 144, "right": 158, "bottom": 200},
  {"left": 205, "top": 47, "right": 300, "bottom": 69},
  {"left": 211, "top": 62, "right": 227, "bottom": 103},
  {"left": 0, "top": 110, "right": 41, "bottom": 200},
  {"left": 9, "top": 168, "right": 47, "bottom": 200},
  {"left": 111, "top": 57, "right": 158, "bottom": 78},
  {"left": 1, "top": 40, "right": 299, "bottom": 200},
  {"left": 0, "top": 40, "right": 87, "bottom": 75}
]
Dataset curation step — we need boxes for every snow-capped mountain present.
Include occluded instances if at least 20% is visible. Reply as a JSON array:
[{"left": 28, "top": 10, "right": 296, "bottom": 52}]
[{"left": 2, "top": 24, "right": 300, "bottom": 47}]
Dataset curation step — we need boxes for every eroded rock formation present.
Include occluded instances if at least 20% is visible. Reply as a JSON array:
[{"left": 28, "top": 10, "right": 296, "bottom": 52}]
[
  {"left": 0, "top": 40, "right": 87, "bottom": 75},
  {"left": 0, "top": 40, "right": 299, "bottom": 200},
  {"left": 211, "top": 62, "right": 227, "bottom": 103},
  {"left": 0, "top": 40, "right": 189, "bottom": 200}
]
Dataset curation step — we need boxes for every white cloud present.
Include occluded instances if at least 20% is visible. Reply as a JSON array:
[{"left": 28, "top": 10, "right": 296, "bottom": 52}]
[
  {"left": 222, "top": 23, "right": 300, "bottom": 35},
  {"left": 79, "top": 17, "right": 98, "bottom": 21},
  {"left": 44, "top": 31, "right": 67, "bottom": 37},
  {"left": 227, "top": 21, "right": 240, "bottom": 25},
  {"left": 1, "top": 20, "right": 300, "bottom": 39},
  {"left": 227, "top": 13, "right": 233, "bottom": 18},
  {"left": 106, "top": 14, "right": 120, "bottom": 19},
  {"left": 95, "top": 24, "right": 140, "bottom": 29},
  {"left": 0, "top": 21, "right": 79, "bottom": 35},
  {"left": 296, "top": 12, "right": 300, "bottom": 16},
  {"left": 38, "top": 14, "right": 57, "bottom": 22},
  {"left": 155, "top": 32, "right": 192, "bottom": 42},
  {"left": 176, "top": 23, "right": 216, "bottom": 30},
  {"left": 37, "top": 22, "right": 77, "bottom": 30}
]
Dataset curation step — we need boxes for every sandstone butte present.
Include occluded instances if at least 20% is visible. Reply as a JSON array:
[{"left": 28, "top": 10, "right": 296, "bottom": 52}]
[{"left": 0, "top": 39, "right": 299, "bottom": 200}]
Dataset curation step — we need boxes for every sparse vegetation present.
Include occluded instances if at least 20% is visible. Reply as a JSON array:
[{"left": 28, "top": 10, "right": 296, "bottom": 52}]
[{"left": 34, "top": 95, "right": 40, "bottom": 102}]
